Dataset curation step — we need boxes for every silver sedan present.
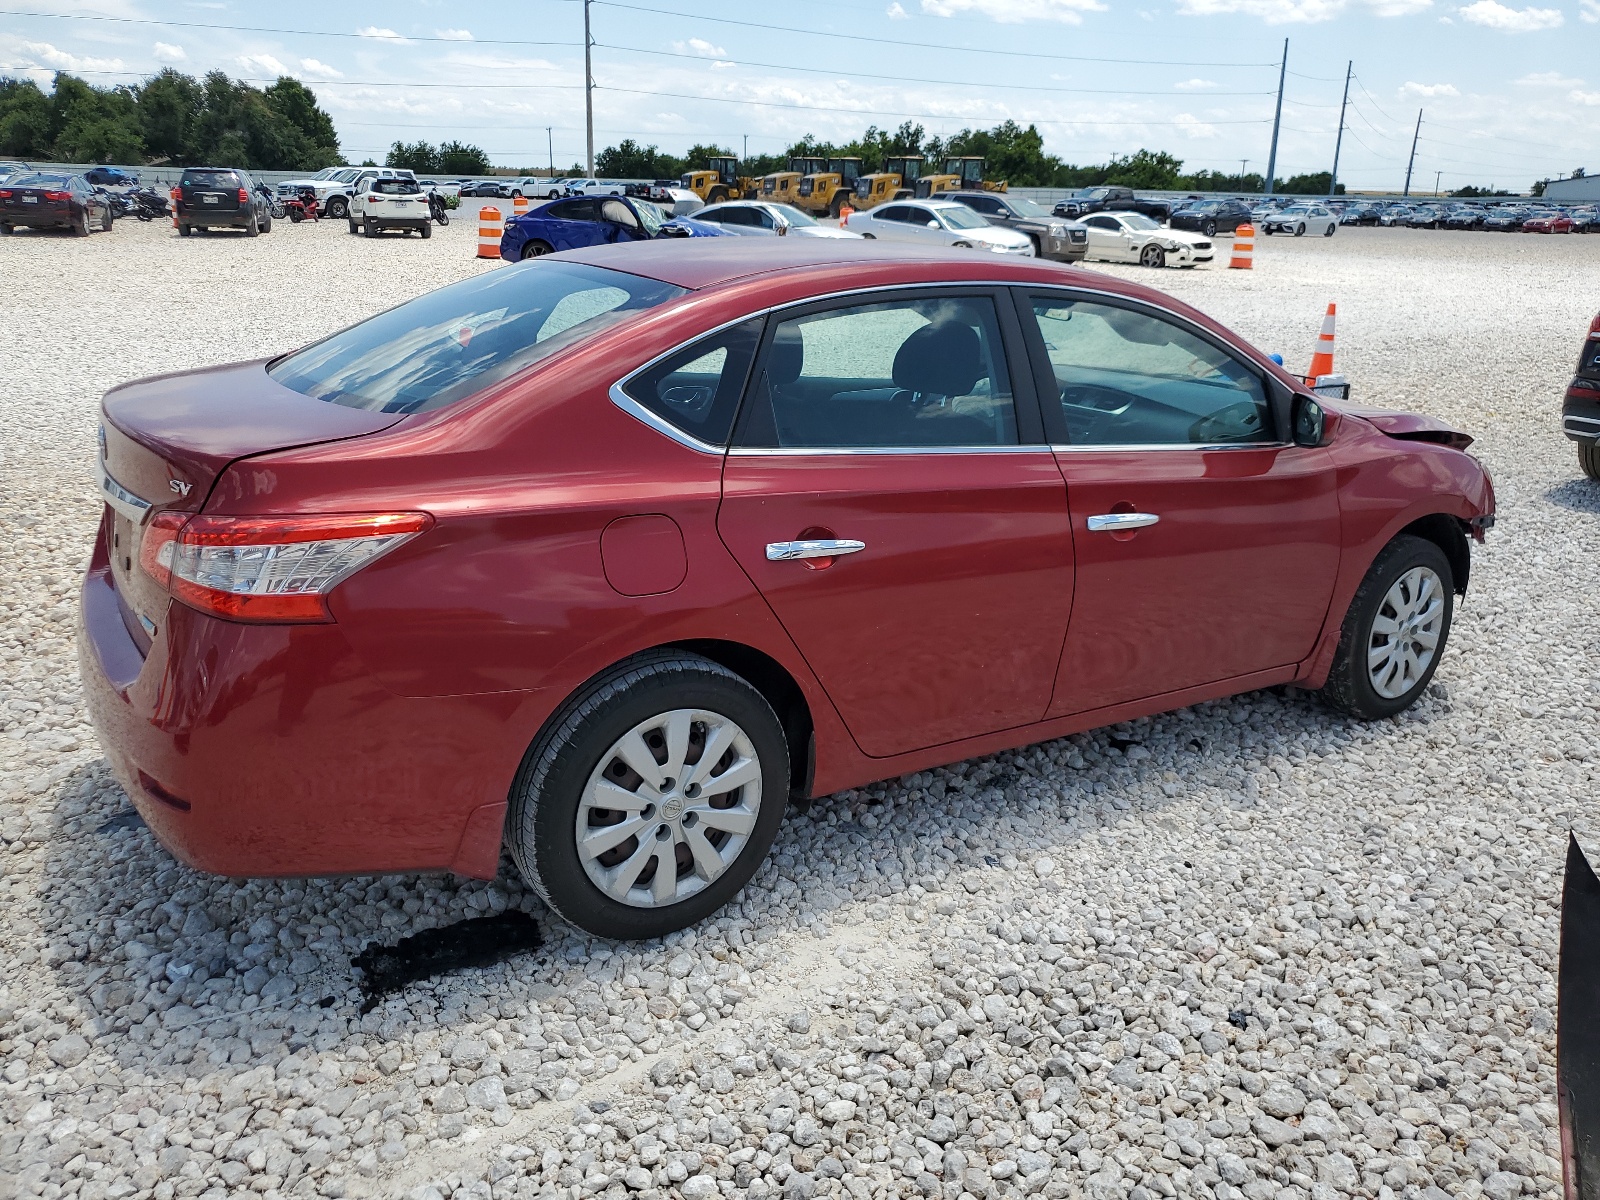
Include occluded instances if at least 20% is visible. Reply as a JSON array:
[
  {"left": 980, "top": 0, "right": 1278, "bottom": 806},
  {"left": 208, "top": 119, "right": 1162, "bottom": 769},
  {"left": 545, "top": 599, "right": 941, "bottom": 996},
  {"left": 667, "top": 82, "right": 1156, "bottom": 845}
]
[{"left": 691, "top": 200, "right": 863, "bottom": 239}]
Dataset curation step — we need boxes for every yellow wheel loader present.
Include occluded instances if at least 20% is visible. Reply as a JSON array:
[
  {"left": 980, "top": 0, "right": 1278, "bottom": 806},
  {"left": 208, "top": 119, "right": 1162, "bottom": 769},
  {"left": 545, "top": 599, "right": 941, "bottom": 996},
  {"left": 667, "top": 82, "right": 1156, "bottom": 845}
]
[
  {"left": 680, "top": 156, "right": 757, "bottom": 204},
  {"left": 919, "top": 156, "right": 1009, "bottom": 198},
  {"left": 762, "top": 157, "right": 827, "bottom": 203},
  {"left": 795, "top": 157, "right": 863, "bottom": 220},
  {"left": 851, "top": 156, "right": 924, "bottom": 211}
]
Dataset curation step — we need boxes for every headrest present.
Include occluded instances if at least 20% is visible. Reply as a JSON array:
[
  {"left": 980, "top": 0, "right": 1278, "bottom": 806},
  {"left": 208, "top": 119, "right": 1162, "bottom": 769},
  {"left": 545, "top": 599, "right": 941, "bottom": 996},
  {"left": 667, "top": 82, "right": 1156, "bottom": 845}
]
[
  {"left": 768, "top": 325, "right": 804, "bottom": 387},
  {"left": 892, "top": 321, "right": 982, "bottom": 397}
]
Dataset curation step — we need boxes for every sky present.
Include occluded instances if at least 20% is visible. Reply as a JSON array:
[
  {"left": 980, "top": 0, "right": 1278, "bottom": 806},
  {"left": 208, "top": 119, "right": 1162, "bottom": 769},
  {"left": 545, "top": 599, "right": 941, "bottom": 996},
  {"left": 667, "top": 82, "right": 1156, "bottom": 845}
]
[{"left": 2, "top": 0, "right": 1595, "bottom": 192}]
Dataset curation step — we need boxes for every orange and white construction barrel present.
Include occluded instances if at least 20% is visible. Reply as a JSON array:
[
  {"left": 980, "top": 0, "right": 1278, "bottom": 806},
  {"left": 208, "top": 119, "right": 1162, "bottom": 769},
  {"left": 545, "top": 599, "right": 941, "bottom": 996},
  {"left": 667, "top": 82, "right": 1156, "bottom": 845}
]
[
  {"left": 477, "top": 205, "right": 503, "bottom": 259},
  {"left": 513, "top": 194, "right": 530, "bottom": 218},
  {"left": 1229, "top": 223, "right": 1254, "bottom": 269}
]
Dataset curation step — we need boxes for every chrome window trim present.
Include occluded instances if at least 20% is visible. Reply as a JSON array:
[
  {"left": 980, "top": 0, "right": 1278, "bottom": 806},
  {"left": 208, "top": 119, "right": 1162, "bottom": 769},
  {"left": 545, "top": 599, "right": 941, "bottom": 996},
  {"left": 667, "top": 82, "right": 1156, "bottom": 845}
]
[
  {"left": 609, "top": 276, "right": 1265, "bottom": 453},
  {"left": 1051, "top": 441, "right": 1286, "bottom": 453},
  {"left": 100, "top": 464, "right": 152, "bottom": 521}
]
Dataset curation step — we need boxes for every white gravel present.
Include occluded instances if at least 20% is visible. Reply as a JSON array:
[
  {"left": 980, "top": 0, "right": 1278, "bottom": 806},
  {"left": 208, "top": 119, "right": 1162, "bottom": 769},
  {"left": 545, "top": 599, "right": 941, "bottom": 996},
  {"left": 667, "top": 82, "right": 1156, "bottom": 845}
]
[{"left": 1, "top": 217, "right": 1597, "bottom": 1200}]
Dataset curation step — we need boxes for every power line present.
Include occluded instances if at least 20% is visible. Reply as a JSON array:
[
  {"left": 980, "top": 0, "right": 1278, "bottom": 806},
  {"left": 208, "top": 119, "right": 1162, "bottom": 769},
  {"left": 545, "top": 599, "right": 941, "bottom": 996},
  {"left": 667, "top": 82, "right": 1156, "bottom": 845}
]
[
  {"left": 595, "top": 84, "right": 1275, "bottom": 126},
  {"left": 0, "top": 8, "right": 581, "bottom": 46},
  {"left": 592, "top": 0, "right": 1279, "bottom": 68},
  {"left": 0, "top": 65, "right": 581, "bottom": 89},
  {"left": 595, "top": 42, "right": 1278, "bottom": 97}
]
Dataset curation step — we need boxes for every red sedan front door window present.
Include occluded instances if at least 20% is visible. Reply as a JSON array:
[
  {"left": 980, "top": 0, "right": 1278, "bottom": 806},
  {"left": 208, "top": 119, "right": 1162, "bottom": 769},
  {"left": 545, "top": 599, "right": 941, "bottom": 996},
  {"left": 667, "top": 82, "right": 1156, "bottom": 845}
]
[
  {"left": 1021, "top": 292, "right": 1342, "bottom": 716},
  {"left": 717, "top": 292, "right": 1075, "bottom": 758}
]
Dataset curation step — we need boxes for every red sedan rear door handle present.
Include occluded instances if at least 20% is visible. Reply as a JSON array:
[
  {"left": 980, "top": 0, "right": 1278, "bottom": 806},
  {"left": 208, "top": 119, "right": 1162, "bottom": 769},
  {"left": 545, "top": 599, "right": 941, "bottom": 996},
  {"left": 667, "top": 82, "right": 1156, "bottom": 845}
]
[
  {"left": 1086, "top": 512, "right": 1159, "bottom": 532},
  {"left": 766, "top": 539, "right": 866, "bottom": 561}
]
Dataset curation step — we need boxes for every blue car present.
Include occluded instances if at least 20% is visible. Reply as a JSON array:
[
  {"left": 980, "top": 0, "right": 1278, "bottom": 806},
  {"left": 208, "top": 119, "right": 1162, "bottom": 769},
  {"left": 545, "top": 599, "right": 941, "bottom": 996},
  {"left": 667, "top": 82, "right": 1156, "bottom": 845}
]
[{"left": 499, "top": 194, "right": 724, "bottom": 262}]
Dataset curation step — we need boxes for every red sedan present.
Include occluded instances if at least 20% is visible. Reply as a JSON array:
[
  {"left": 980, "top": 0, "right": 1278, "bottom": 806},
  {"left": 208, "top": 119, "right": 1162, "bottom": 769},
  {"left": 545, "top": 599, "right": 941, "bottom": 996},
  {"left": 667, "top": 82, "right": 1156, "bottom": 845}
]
[
  {"left": 80, "top": 242, "right": 1495, "bottom": 938},
  {"left": 1523, "top": 211, "right": 1574, "bottom": 234}
]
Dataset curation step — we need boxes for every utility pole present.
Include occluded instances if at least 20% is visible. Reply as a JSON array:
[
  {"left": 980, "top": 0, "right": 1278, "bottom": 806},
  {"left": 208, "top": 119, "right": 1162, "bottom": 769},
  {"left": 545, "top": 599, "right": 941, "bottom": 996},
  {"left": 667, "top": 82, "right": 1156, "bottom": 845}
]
[
  {"left": 1264, "top": 38, "right": 1287, "bottom": 196},
  {"left": 583, "top": 0, "right": 594, "bottom": 176},
  {"left": 1240, "top": 159, "right": 1249, "bottom": 185},
  {"left": 546, "top": 126, "right": 553, "bottom": 177},
  {"left": 1434, "top": 170, "right": 1442, "bottom": 196},
  {"left": 1329, "top": 60, "right": 1351, "bottom": 197},
  {"left": 743, "top": 133, "right": 748, "bottom": 162},
  {"left": 1403, "top": 108, "right": 1422, "bottom": 196}
]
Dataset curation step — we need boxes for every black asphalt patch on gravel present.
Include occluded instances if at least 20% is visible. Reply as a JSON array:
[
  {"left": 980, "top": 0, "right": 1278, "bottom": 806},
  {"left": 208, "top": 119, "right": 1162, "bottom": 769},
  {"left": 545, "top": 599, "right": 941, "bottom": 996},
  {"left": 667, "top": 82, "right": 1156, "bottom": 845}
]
[{"left": 351, "top": 911, "right": 543, "bottom": 1012}]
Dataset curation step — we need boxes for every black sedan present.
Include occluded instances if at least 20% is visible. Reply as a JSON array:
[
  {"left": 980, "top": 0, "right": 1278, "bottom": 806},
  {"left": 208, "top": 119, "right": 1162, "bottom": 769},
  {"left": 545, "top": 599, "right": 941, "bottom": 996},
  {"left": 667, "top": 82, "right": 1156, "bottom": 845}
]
[
  {"left": 460, "top": 181, "right": 511, "bottom": 198},
  {"left": 939, "top": 190, "right": 1088, "bottom": 261},
  {"left": 1482, "top": 210, "right": 1524, "bottom": 231},
  {"left": 0, "top": 172, "right": 113, "bottom": 235},
  {"left": 1168, "top": 198, "right": 1253, "bottom": 237},
  {"left": 1442, "top": 208, "right": 1483, "bottom": 230}
]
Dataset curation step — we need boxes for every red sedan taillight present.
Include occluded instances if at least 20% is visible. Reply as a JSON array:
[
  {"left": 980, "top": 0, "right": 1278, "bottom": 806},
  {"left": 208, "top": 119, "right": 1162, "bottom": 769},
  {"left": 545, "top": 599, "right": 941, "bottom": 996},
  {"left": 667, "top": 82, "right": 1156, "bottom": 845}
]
[
  {"left": 44, "top": 190, "right": 71, "bottom": 201},
  {"left": 139, "top": 512, "right": 431, "bottom": 622},
  {"left": 0, "top": 190, "right": 11, "bottom": 199}
]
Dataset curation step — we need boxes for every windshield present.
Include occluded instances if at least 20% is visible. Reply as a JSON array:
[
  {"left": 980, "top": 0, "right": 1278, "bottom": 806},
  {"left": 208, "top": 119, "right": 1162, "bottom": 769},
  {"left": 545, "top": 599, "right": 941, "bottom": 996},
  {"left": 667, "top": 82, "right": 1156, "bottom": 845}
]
[
  {"left": 633, "top": 199, "right": 667, "bottom": 235},
  {"left": 1121, "top": 213, "right": 1161, "bottom": 230},
  {"left": 269, "top": 263, "right": 686, "bottom": 414},
  {"left": 938, "top": 206, "right": 988, "bottom": 230},
  {"left": 770, "top": 203, "right": 818, "bottom": 227},
  {"left": 1008, "top": 197, "right": 1049, "bottom": 217}
]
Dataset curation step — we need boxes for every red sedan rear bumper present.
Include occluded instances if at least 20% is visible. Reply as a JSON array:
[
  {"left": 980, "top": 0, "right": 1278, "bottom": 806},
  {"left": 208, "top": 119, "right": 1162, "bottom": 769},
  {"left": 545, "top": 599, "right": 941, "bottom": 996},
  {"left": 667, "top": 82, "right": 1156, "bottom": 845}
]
[{"left": 77, "top": 526, "right": 525, "bottom": 880}]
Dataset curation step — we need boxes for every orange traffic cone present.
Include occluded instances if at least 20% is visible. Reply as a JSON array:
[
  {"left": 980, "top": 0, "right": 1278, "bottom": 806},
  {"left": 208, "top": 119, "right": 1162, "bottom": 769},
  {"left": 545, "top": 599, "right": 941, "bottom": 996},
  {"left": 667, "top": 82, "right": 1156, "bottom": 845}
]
[
  {"left": 838, "top": 204, "right": 854, "bottom": 228},
  {"left": 1307, "top": 302, "right": 1336, "bottom": 380},
  {"left": 1228, "top": 222, "right": 1254, "bottom": 269}
]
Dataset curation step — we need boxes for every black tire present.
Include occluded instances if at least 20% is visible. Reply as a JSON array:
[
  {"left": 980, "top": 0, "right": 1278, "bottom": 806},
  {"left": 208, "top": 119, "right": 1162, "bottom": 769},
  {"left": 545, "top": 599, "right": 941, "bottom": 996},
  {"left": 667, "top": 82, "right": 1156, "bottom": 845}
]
[
  {"left": 420, "top": 222, "right": 431, "bottom": 239},
  {"left": 362, "top": 218, "right": 376, "bottom": 238},
  {"left": 512, "top": 189, "right": 524, "bottom": 199},
  {"left": 952, "top": 240, "right": 972, "bottom": 248},
  {"left": 100, "top": 206, "right": 113, "bottom": 232},
  {"left": 1027, "top": 234, "right": 1042, "bottom": 257},
  {"left": 1140, "top": 243, "right": 1166, "bottom": 268},
  {"left": 507, "top": 651, "right": 790, "bottom": 940},
  {"left": 708, "top": 186, "right": 729, "bottom": 204},
  {"left": 178, "top": 223, "right": 191, "bottom": 237},
  {"left": 261, "top": 213, "right": 272, "bottom": 233},
  {"left": 1323, "top": 222, "right": 1334, "bottom": 237},
  {"left": 1203, "top": 219, "right": 1217, "bottom": 238},
  {"left": 245, "top": 213, "right": 260, "bottom": 237},
  {"left": 0, "top": 223, "right": 10, "bottom": 235},
  {"left": 829, "top": 193, "right": 846, "bottom": 220},
  {"left": 1294, "top": 223, "right": 1306, "bottom": 237},
  {"left": 1319, "top": 534, "right": 1455, "bottom": 720},
  {"left": 73, "top": 208, "right": 91, "bottom": 237},
  {"left": 861, "top": 232, "right": 876, "bottom": 239},
  {"left": 348, "top": 217, "right": 359, "bottom": 235},
  {"left": 1580, "top": 441, "right": 1600, "bottom": 482},
  {"left": 521, "top": 238, "right": 553, "bottom": 260},
  {"left": 326, "top": 196, "right": 348, "bottom": 220}
]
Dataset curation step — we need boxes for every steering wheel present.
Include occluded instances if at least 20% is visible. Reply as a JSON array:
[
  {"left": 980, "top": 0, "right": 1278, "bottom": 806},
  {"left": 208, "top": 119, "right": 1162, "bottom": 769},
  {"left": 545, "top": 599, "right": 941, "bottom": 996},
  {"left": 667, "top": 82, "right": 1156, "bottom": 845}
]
[{"left": 1188, "top": 400, "right": 1265, "bottom": 444}]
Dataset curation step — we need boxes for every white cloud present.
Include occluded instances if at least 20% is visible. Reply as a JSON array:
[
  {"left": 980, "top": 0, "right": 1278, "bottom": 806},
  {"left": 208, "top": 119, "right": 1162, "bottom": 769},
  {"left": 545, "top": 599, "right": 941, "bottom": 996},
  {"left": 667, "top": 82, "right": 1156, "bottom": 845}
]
[
  {"left": 1400, "top": 81, "right": 1460, "bottom": 96},
  {"left": 711, "top": 61, "right": 736, "bottom": 70},
  {"left": 1517, "top": 70, "right": 1583, "bottom": 86},
  {"left": 1175, "top": 78, "right": 1218, "bottom": 90},
  {"left": 152, "top": 41, "right": 186, "bottom": 63},
  {"left": 887, "top": 1, "right": 910, "bottom": 14},
  {"left": 237, "top": 53, "right": 289, "bottom": 76},
  {"left": 355, "top": 26, "right": 408, "bottom": 41},
  {"left": 298, "top": 58, "right": 343, "bottom": 79},
  {"left": 919, "top": 0, "right": 1108, "bottom": 23},
  {"left": 1573, "top": 89, "right": 1600, "bottom": 104},
  {"left": 434, "top": 28, "right": 474, "bottom": 40},
  {"left": 673, "top": 37, "right": 729, "bottom": 57},
  {"left": 1581, "top": 0, "right": 1599, "bottom": 21},
  {"left": 2, "top": 38, "right": 126, "bottom": 73},
  {"left": 1457, "top": 0, "right": 1563, "bottom": 29},
  {"left": 1174, "top": 113, "right": 1218, "bottom": 137},
  {"left": 1175, "top": 0, "right": 1429, "bottom": 21}
]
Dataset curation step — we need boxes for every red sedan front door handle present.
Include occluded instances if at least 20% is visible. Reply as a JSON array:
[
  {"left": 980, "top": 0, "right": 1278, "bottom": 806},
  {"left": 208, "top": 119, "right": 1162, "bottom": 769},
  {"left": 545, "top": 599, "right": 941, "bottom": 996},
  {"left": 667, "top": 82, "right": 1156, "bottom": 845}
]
[
  {"left": 1086, "top": 512, "right": 1159, "bottom": 532},
  {"left": 765, "top": 539, "right": 866, "bottom": 561}
]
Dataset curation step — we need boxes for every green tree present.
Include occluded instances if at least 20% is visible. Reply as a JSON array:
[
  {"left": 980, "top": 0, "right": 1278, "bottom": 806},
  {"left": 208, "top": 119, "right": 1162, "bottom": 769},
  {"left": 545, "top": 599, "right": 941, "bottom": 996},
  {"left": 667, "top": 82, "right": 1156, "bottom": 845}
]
[
  {"left": 438, "top": 141, "right": 490, "bottom": 175},
  {"left": 264, "top": 78, "right": 339, "bottom": 166},
  {"left": 1102, "top": 149, "right": 1183, "bottom": 190},
  {"left": 596, "top": 138, "right": 679, "bottom": 179},
  {"left": 0, "top": 77, "right": 52, "bottom": 158},
  {"left": 388, "top": 140, "right": 441, "bottom": 173},
  {"left": 1279, "top": 171, "right": 1341, "bottom": 195},
  {"left": 138, "top": 69, "right": 199, "bottom": 163},
  {"left": 932, "top": 121, "right": 1060, "bottom": 187}
]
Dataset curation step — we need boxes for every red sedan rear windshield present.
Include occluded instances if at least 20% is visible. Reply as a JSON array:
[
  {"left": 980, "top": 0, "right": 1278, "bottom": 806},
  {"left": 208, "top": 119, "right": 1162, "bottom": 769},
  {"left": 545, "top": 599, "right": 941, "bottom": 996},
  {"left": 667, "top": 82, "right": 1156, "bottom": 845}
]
[{"left": 268, "top": 262, "right": 686, "bottom": 414}]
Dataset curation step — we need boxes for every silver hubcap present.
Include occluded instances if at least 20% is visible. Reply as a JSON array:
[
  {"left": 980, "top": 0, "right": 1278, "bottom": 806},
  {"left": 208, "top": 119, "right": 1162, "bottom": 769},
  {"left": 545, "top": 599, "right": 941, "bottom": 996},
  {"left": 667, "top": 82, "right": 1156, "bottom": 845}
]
[
  {"left": 576, "top": 709, "right": 762, "bottom": 908},
  {"left": 1367, "top": 566, "right": 1444, "bottom": 699}
]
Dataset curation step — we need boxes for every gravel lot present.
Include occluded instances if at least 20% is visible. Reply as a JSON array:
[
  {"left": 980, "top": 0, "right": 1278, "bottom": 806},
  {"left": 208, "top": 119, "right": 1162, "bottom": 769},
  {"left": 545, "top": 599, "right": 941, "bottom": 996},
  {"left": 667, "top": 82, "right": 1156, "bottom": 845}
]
[{"left": 2, "top": 215, "right": 1598, "bottom": 1200}]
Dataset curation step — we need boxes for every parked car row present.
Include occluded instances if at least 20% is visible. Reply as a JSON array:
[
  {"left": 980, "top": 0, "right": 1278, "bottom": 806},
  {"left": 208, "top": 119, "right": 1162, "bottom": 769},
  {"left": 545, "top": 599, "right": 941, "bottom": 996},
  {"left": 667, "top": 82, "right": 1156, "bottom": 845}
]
[{"left": 1338, "top": 198, "right": 1596, "bottom": 233}]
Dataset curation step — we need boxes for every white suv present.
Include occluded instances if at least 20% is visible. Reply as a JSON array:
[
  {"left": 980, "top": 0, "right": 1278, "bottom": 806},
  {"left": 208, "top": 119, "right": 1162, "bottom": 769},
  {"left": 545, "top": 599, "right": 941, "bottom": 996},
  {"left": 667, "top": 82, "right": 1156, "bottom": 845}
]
[
  {"left": 347, "top": 176, "right": 431, "bottom": 238},
  {"left": 319, "top": 168, "right": 417, "bottom": 220}
]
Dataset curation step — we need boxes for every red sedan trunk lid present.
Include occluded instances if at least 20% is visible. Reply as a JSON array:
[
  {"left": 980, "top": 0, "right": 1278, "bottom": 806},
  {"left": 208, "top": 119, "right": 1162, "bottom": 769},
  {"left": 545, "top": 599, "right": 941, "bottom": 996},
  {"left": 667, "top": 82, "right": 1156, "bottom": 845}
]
[{"left": 98, "top": 361, "right": 404, "bottom": 645}]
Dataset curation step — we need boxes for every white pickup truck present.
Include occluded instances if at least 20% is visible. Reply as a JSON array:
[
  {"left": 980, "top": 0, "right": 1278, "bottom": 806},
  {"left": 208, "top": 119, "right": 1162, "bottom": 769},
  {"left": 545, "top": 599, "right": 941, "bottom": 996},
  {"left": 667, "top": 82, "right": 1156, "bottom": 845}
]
[{"left": 275, "top": 167, "right": 418, "bottom": 220}]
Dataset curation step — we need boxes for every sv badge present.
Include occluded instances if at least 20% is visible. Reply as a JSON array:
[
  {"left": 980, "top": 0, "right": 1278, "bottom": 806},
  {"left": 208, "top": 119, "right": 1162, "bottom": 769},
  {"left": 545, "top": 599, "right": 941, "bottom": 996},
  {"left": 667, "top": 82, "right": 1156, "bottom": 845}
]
[{"left": 169, "top": 478, "right": 192, "bottom": 496}]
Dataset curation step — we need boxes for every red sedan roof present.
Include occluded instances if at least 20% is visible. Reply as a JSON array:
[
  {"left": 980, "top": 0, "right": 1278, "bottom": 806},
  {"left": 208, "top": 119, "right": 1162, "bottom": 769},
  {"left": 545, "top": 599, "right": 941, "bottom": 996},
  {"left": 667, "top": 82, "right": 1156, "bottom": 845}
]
[{"left": 559, "top": 238, "right": 1087, "bottom": 292}]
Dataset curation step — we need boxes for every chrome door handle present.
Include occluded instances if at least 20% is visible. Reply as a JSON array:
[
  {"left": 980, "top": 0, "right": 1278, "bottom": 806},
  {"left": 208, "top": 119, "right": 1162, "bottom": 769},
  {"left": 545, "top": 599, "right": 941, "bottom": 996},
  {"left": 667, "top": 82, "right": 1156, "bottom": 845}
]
[
  {"left": 765, "top": 539, "right": 866, "bottom": 561},
  {"left": 1086, "top": 512, "right": 1159, "bottom": 532}
]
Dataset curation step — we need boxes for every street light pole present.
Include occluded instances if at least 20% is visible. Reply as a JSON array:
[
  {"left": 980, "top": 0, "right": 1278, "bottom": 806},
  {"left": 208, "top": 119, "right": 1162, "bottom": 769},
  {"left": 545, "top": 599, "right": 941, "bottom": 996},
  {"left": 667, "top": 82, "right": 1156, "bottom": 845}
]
[
  {"left": 546, "top": 126, "right": 553, "bottom": 177},
  {"left": 1330, "top": 60, "right": 1351, "bottom": 198},
  {"left": 583, "top": 0, "right": 594, "bottom": 176},
  {"left": 1264, "top": 38, "right": 1287, "bottom": 196}
]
